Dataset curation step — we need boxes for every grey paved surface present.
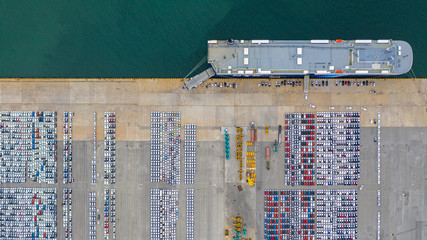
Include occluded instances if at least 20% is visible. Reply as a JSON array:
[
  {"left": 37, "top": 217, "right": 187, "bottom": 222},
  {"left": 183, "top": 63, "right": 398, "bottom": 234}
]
[
  {"left": 0, "top": 103, "right": 425, "bottom": 240},
  {"left": 379, "top": 127, "right": 427, "bottom": 240},
  {"left": 2, "top": 125, "right": 426, "bottom": 240},
  {"left": 253, "top": 127, "right": 427, "bottom": 240}
]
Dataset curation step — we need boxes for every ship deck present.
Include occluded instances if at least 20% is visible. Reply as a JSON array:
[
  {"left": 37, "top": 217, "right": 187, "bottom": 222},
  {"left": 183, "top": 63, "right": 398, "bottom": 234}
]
[{"left": 208, "top": 40, "right": 413, "bottom": 76}]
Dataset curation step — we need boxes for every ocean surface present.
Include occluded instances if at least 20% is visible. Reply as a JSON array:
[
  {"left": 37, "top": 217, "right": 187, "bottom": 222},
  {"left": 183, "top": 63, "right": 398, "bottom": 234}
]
[{"left": 0, "top": 0, "right": 426, "bottom": 78}]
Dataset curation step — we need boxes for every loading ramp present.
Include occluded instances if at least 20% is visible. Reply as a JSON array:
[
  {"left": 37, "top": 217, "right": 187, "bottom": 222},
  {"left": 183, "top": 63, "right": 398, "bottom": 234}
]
[{"left": 184, "top": 68, "right": 215, "bottom": 89}]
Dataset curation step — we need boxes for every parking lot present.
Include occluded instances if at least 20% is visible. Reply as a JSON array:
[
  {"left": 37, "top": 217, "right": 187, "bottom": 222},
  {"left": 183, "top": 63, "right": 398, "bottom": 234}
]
[
  {"left": 316, "top": 112, "right": 360, "bottom": 186},
  {"left": 0, "top": 78, "right": 425, "bottom": 239},
  {"left": 0, "top": 188, "right": 57, "bottom": 239},
  {"left": 0, "top": 111, "right": 57, "bottom": 185}
]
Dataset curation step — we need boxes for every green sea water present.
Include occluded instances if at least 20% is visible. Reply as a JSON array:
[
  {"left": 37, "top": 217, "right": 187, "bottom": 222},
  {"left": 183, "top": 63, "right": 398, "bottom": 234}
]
[{"left": 0, "top": 0, "right": 426, "bottom": 78}]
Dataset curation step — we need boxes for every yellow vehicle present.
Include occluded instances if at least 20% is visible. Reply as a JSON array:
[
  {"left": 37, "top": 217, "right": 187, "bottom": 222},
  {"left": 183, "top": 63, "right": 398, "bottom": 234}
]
[
  {"left": 265, "top": 125, "right": 269, "bottom": 134},
  {"left": 233, "top": 222, "right": 242, "bottom": 227},
  {"left": 247, "top": 175, "right": 254, "bottom": 186}
]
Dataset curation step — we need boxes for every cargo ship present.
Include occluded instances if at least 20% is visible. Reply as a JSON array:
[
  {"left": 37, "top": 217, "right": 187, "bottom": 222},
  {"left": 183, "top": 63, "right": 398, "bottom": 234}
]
[{"left": 184, "top": 39, "right": 412, "bottom": 89}]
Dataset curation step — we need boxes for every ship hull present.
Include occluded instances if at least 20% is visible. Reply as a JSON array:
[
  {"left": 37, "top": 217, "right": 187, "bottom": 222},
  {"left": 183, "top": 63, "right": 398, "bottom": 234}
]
[{"left": 208, "top": 39, "right": 413, "bottom": 78}]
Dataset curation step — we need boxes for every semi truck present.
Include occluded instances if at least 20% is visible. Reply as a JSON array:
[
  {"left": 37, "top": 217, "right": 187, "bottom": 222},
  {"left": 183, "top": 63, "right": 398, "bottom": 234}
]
[{"left": 250, "top": 122, "right": 257, "bottom": 142}]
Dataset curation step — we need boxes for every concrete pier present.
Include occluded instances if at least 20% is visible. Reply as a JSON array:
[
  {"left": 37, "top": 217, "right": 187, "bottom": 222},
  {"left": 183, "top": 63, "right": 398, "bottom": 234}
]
[{"left": 0, "top": 77, "right": 425, "bottom": 239}]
